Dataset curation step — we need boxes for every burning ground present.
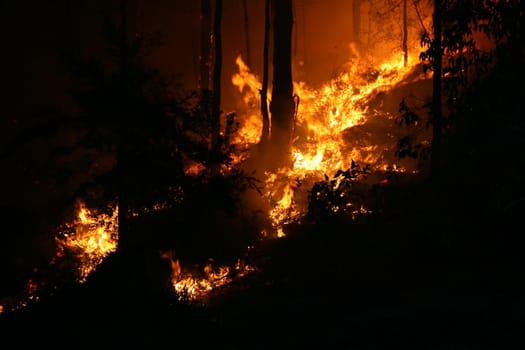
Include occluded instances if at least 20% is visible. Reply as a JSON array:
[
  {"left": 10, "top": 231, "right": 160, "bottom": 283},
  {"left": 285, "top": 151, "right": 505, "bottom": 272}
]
[{"left": 0, "top": 44, "right": 431, "bottom": 311}]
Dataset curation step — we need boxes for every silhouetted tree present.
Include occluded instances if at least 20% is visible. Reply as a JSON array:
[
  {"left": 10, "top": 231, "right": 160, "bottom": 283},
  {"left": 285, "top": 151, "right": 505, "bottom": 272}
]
[
  {"left": 211, "top": 0, "right": 223, "bottom": 168},
  {"left": 242, "top": 0, "right": 251, "bottom": 67},
  {"left": 268, "top": 0, "right": 295, "bottom": 168},
  {"left": 430, "top": 0, "right": 442, "bottom": 176},
  {"left": 352, "top": 0, "right": 362, "bottom": 44},
  {"left": 403, "top": 0, "right": 408, "bottom": 66},
  {"left": 200, "top": 0, "right": 212, "bottom": 120},
  {"left": 259, "top": 0, "right": 271, "bottom": 146},
  {"left": 406, "top": 0, "right": 523, "bottom": 176},
  {"left": 117, "top": 0, "right": 133, "bottom": 251}
]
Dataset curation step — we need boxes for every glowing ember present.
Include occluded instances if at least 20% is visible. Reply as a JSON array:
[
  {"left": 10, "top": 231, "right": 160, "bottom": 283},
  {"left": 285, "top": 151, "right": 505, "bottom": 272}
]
[{"left": 55, "top": 201, "right": 118, "bottom": 282}]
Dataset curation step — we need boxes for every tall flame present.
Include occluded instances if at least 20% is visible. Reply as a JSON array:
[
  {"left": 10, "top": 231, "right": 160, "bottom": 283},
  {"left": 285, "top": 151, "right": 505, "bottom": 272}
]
[{"left": 232, "top": 50, "right": 423, "bottom": 235}]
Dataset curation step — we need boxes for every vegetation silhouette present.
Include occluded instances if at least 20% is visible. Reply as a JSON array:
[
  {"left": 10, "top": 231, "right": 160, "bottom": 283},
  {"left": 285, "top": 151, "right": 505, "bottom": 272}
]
[{"left": 0, "top": 2, "right": 262, "bottom": 311}]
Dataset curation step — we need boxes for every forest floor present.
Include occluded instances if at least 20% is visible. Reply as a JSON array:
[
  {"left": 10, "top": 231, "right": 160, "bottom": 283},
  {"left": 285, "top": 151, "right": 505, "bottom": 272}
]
[
  {"left": 1, "top": 165, "right": 524, "bottom": 349},
  {"left": 1, "top": 77, "right": 524, "bottom": 349}
]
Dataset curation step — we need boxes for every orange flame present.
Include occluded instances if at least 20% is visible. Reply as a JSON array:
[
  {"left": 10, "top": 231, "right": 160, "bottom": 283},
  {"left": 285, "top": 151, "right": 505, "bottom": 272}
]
[
  {"left": 56, "top": 201, "right": 118, "bottom": 282},
  {"left": 171, "top": 258, "right": 256, "bottom": 301},
  {"left": 232, "top": 49, "right": 424, "bottom": 235}
]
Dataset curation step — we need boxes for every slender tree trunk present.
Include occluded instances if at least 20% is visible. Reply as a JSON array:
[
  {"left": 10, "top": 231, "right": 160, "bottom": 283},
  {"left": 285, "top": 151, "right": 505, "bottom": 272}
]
[
  {"left": 65, "top": 0, "right": 86, "bottom": 57},
  {"left": 259, "top": 0, "right": 271, "bottom": 146},
  {"left": 118, "top": 0, "right": 131, "bottom": 252},
  {"left": 120, "top": 0, "right": 129, "bottom": 84},
  {"left": 211, "top": 0, "right": 223, "bottom": 172},
  {"left": 431, "top": 0, "right": 442, "bottom": 176},
  {"left": 136, "top": 0, "right": 144, "bottom": 38},
  {"left": 242, "top": 0, "right": 251, "bottom": 67},
  {"left": 352, "top": 0, "right": 361, "bottom": 44},
  {"left": 403, "top": 0, "right": 408, "bottom": 67},
  {"left": 117, "top": 5, "right": 150, "bottom": 307},
  {"left": 117, "top": 1, "right": 172, "bottom": 305},
  {"left": 268, "top": 0, "right": 295, "bottom": 168},
  {"left": 200, "top": 0, "right": 212, "bottom": 119}
]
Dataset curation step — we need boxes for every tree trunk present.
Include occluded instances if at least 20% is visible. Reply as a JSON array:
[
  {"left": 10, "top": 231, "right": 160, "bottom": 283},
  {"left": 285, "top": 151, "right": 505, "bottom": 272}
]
[
  {"left": 269, "top": 0, "right": 295, "bottom": 168},
  {"left": 430, "top": 0, "right": 442, "bottom": 176},
  {"left": 242, "top": 0, "right": 251, "bottom": 67},
  {"left": 211, "top": 0, "right": 222, "bottom": 171},
  {"left": 120, "top": 0, "right": 129, "bottom": 85},
  {"left": 352, "top": 0, "right": 361, "bottom": 44},
  {"left": 117, "top": 0, "right": 131, "bottom": 252},
  {"left": 259, "top": 0, "right": 271, "bottom": 146},
  {"left": 117, "top": 1, "right": 174, "bottom": 305},
  {"left": 200, "top": 0, "right": 212, "bottom": 120},
  {"left": 402, "top": 0, "right": 408, "bottom": 67}
]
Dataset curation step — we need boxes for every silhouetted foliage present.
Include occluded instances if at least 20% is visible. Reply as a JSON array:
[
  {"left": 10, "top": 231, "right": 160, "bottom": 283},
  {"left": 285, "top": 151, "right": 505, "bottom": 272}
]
[
  {"left": 307, "top": 161, "right": 371, "bottom": 221},
  {"left": 61, "top": 35, "right": 187, "bottom": 212},
  {"left": 0, "top": 9, "right": 269, "bottom": 309},
  {"left": 268, "top": 0, "right": 295, "bottom": 168},
  {"left": 398, "top": 0, "right": 523, "bottom": 174},
  {"left": 395, "top": 98, "right": 431, "bottom": 168}
]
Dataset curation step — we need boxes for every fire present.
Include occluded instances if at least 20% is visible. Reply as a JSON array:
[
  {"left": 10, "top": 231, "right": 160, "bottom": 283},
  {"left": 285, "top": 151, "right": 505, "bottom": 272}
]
[
  {"left": 55, "top": 201, "right": 119, "bottom": 282},
  {"left": 159, "top": 247, "right": 256, "bottom": 301},
  {"left": 1, "top": 49, "right": 426, "bottom": 314},
  {"left": 171, "top": 258, "right": 256, "bottom": 301},
  {"left": 291, "top": 56, "right": 413, "bottom": 174},
  {"left": 55, "top": 203, "right": 255, "bottom": 301},
  {"left": 0, "top": 201, "right": 256, "bottom": 314},
  {"left": 232, "top": 49, "right": 424, "bottom": 235},
  {"left": 0, "top": 202, "right": 119, "bottom": 313},
  {"left": 174, "top": 264, "right": 231, "bottom": 300},
  {"left": 231, "top": 55, "right": 265, "bottom": 145},
  {"left": 265, "top": 173, "right": 302, "bottom": 237}
]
